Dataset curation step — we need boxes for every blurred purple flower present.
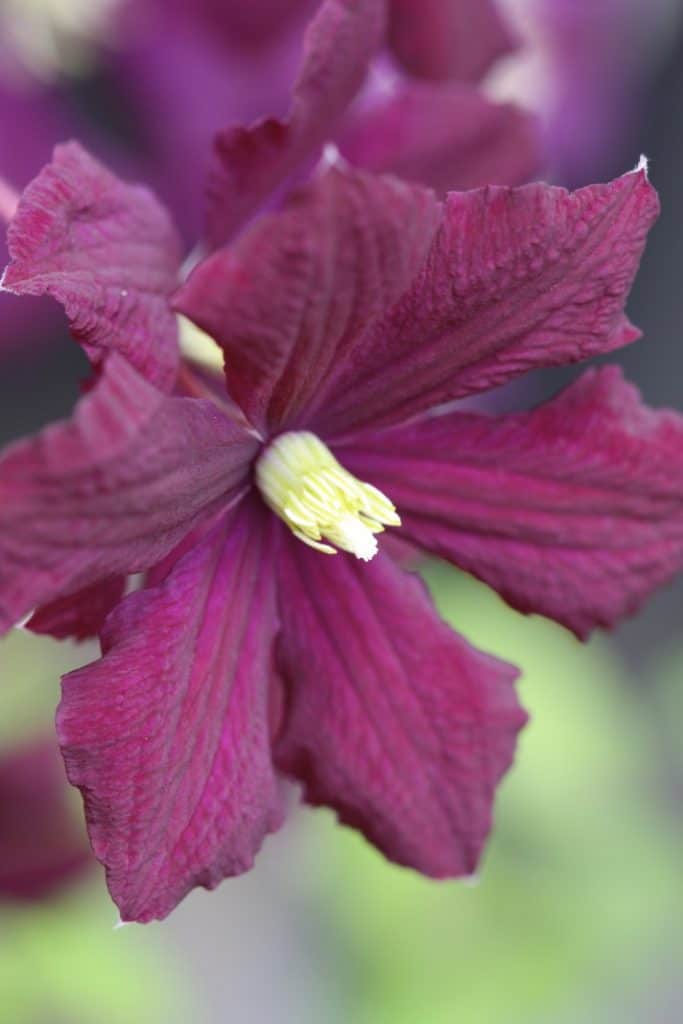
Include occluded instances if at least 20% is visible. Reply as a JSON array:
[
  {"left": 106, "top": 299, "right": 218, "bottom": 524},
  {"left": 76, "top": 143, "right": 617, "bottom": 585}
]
[
  {"left": 537, "top": 0, "right": 671, "bottom": 184},
  {"left": 206, "top": 0, "right": 538, "bottom": 246},
  {"left": 496, "top": 0, "right": 679, "bottom": 186},
  {"left": 388, "top": 0, "right": 517, "bottom": 81},
  {"left": 0, "top": 56, "right": 96, "bottom": 355},
  {"left": 0, "top": 0, "right": 537, "bottom": 358},
  {"left": 0, "top": 134, "right": 678, "bottom": 920},
  {"left": 0, "top": 738, "right": 90, "bottom": 901}
]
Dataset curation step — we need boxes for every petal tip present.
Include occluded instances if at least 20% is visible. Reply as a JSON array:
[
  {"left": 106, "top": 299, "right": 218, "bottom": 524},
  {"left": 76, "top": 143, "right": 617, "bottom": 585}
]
[{"left": 634, "top": 153, "right": 650, "bottom": 178}]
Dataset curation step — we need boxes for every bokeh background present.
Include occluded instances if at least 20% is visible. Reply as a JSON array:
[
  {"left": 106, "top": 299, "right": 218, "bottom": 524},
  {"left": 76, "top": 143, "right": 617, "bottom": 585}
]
[{"left": 0, "top": 2, "right": 682, "bottom": 1022}]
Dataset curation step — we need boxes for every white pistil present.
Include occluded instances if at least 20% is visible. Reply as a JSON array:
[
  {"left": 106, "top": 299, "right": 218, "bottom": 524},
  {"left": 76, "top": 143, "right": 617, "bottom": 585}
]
[
  {"left": 177, "top": 315, "right": 224, "bottom": 373},
  {"left": 255, "top": 431, "right": 400, "bottom": 561}
]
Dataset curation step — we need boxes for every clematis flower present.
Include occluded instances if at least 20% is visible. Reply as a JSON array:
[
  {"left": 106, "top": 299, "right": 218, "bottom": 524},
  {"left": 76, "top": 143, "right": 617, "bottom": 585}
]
[
  {"left": 0, "top": 738, "right": 90, "bottom": 900},
  {"left": 1, "top": 140, "right": 680, "bottom": 923},
  {"left": 206, "top": 0, "right": 538, "bottom": 248}
]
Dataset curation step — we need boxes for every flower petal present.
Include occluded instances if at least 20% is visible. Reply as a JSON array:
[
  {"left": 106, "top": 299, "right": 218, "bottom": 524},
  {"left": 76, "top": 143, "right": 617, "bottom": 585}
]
[
  {"left": 206, "top": 0, "right": 387, "bottom": 248},
  {"left": 26, "top": 577, "right": 127, "bottom": 642},
  {"left": 388, "top": 0, "right": 517, "bottom": 82},
  {"left": 274, "top": 539, "right": 526, "bottom": 877},
  {"left": 0, "top": 739, "right": 90, "bottom": 901},
  {"left": 178, "top": 165, "right": 440, "bottom": 433},
  {"left": 339, "top": 83, "right": 540, "bottom": 194},
  {"left": 313, "top": 166, "right": 659, "bottom": 435},
  {"left": 164, "top": 0, "right": 317, "bottom": 50},
  {"left": 59, "top": 501, "right": 282, "bottom": 922},
  {"left": 0, "top": 354, "right": 256, "bottom": 636},
  {"left": 2, "top": 143, "right": 183, "bottom": 391},
  {"left": 338, "top": 367, "right": 683, "bottom": 638}
]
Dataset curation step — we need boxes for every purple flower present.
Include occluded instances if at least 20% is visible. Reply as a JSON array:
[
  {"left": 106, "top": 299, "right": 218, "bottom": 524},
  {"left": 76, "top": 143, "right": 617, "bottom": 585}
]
[
  {"left": 207, "top": 0, "right": 538, "bottom": 247},
  {"left": 388, "top": 0, "right": 517, "bottom": 82},
  {"left": 0, "top": 738, "right": 90, "bottom": 901},
  {"left": 0, "top": 0, "right": 536, "bottom": 360},
  {"left": 0, "top": 53, "right": 107, "bottom": 356},
  {"left": 494, "top": 0, "right": 677, "bottom": 187},
  {"left": 0, "top": 139, "right": 680, "bottom": 922}
]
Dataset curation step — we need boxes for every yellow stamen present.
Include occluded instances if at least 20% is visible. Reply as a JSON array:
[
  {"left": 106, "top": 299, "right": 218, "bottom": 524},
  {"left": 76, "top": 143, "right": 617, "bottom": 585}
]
[
  {"left": 255, "top": 431, "right": 400, "bottom": 561},
  {"left": 177, "top": 315, "right": 224, "bottom": 373}
]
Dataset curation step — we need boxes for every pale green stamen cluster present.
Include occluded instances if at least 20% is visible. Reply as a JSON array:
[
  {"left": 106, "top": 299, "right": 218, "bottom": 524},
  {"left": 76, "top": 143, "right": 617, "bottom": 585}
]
[{"left": 255, "top": 431, "right": 400, "bottom": 561}]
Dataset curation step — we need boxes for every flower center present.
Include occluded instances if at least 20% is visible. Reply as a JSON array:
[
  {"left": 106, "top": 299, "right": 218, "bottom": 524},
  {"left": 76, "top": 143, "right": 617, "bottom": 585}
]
[{"left": 255, "top": 431, "right": 400, "bottom": 561}]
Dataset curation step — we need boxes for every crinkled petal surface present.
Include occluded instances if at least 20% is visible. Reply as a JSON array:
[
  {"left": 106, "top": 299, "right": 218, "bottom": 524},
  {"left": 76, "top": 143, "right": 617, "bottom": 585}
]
[
  {"left": 312, "top": 167, "right": 659, "bottom": 436},
  {"left": 274, "top": 538, "right": 526, "bottom": 876},
  {"left": 0, "top": 739, "right": 90, "bottom": 901},
  {"left": 0, "top": 84, "right": 96, "bottom": 356},
  {"left": 338, "top": 83, "right": 540, "bottom": 194},
  {"left": 27, "top": 576, "right": 128, "bottom": 642},
  {"left": 388, "top": 0, "right": 517, "bottom": 82},
  {"left": 338, "top": 368, "right": 683, "bottom": 638},
  {"left": 59, "top": 500, "right": 283, "bottom": 923},
  {"left": 178, "top": 166, "right": 440, "bottom": 433},
  {"left": 0, "top": 354, "right": 257, "bottom": 636},
  {"left": 2, "top": 143, "right": 183, "bottom": 391},
  {"left": 207, "top": 0, "right": 387, "bottom": 247}
]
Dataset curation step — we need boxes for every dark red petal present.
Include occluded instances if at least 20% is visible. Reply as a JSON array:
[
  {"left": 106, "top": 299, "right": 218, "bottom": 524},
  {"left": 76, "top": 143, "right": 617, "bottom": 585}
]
[
  {"left": 388, "top": 0, "right": 517, "bottom": 82},
  {"left": 314, "top": 166, "right": 659, "bottom": 435},
  {"left": 274, "top": 539, "right": 526, "bottom": 877},
  {"left": 339, "top": 367, "right": 683, "bottom": 639},
  {"left": 27, "top": 576, "right": 127, "bottom": 642},
  {"left": 0, "top": 354, "right": 256, "bottom": 636},
  {"left": 178, "top": 165, "right": 439, "bottom": 433},
  {"left": 59, "top": 501, "right": 282, "bottom": 922},
  {"left": 0, "top": 739, "right": 90, "bottom": 901},
  {"left": 338, "top": 83, "right": 540, "bottom": 194},
  {"left": 206, "top": 0, "right": 387, "bottom": 248},
  {"left": 2, "top": 142, "right": 183, "bottom": 392}
]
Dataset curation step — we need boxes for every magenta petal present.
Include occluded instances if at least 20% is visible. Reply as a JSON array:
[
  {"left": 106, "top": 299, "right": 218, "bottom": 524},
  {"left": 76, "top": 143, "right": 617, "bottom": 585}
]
[
  {"left": 339, "top": 367, "right": 683, "bottom": 638},
  {"left": 178, "top": 165, "right": 439, "bottom": 433},
  {"left": 175, "top": 0, "right": 317, "bottom": 48},
  {"left": 314, "top": 166, "right": 659, "bottom": 436},
  {"left": 59, "top": 501, "right": 282, "bottom": 922},
  {"left": 0, "top": 739, "right": 90, "bottom": 901},
  {"left": 2, "top": 143, "right": 183, "bottom": 392},
  {"left": 339, "top": 83, "right": 540, "bottom": 194},
  {"left": 388, "top": 0, "right": 517, "bottom": 82},
  {"left": 274, "top": 539, "right": 526, "bottom": 877},
  {"left": 0, "top": 354, "right": 257, "bottom": 636},
  {"left": 206, "top": 0, "right": 387, "bottom": 248},
  {"left": 27, "top": 576, "right": 127, "bottom": 642}
]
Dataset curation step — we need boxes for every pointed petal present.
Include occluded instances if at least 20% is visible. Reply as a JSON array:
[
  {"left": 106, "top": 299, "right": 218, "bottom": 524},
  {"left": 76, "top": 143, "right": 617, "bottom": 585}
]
[
  {"left": 206, "top": 0, "right": 387, "bottom": 247},
  {"left": 26, "top": 577, "right": 127, "bottom": 642},
  {"left": 2, "top": 143, "right": 183, "bottom": 391},
  {"left": 274, "top": 540, "right": 526, "bottom": 877},
  {"left": 339, "top": 83, "right": 540, "bottom": 193},
  {"left": 313, "top": 166, "right": 659, "bottom": 435},
  {"left": 178, "top": 165, "right": 439, "bottom": 433},
  {"left": 59, "top": 501, "right": 282, "bottom": 922},
  {"left": 0, "top": 739, "right": 90, "bottom": 901},
  {"left": 388, "top": 0, "right": 517, "bottom": 82},
  {"left": 339, "top": 368, "right": 683, "bottom": 638},
  {"left": 0, "top": 354, "right": 256, "bottom": 636}
]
